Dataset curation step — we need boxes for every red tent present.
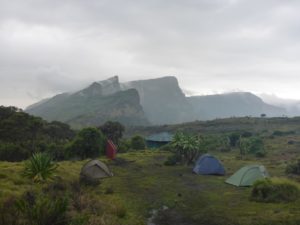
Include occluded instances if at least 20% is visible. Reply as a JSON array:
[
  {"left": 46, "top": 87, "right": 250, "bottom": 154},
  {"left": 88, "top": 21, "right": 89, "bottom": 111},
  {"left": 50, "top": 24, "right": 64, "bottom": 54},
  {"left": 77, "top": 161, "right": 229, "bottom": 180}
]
[{"left": 106, "top": 139, "right": 117, "bottom": 160}]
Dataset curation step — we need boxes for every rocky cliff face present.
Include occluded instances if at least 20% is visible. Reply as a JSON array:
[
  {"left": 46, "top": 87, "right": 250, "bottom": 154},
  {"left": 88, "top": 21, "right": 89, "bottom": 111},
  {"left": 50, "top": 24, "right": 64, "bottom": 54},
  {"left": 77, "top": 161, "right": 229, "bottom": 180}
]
[
  {"left": 26, "top": 79, "right": 148, "bottom": 128},
  {"left": 122, "top": 76, "right": 195, "bottom": 124}
]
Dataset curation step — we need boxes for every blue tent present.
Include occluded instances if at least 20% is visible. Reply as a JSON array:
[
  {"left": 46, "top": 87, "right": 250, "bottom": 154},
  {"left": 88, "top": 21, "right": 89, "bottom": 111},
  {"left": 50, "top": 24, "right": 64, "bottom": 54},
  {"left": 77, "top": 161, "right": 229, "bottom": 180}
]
[{"left": 193, "top": 154, "right": 225, "bottom": 175}]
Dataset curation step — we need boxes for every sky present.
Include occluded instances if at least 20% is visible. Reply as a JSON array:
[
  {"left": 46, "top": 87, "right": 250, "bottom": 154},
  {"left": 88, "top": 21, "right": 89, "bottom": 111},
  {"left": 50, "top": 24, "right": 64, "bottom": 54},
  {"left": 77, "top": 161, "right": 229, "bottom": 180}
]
[{"left": 1, "top": 0, "right": 300, "bottom": 109}]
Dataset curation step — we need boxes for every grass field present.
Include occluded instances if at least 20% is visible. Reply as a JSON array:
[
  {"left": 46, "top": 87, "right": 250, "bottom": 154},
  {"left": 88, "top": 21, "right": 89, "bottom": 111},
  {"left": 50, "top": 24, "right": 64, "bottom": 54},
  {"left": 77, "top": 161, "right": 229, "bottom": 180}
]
[
  {"left": 1, "top": 131, "right": 300, "bottom": 225},
  {"left": 0, "top": 119, "right": 300, "bottom": 225}
]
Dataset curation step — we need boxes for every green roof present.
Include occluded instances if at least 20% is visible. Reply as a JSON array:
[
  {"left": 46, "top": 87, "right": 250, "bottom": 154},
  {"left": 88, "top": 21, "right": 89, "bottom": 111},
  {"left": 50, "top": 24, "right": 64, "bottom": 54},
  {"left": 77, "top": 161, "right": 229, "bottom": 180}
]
[{"left": 146, "top": 132, "right": 173, "bottom": 142}]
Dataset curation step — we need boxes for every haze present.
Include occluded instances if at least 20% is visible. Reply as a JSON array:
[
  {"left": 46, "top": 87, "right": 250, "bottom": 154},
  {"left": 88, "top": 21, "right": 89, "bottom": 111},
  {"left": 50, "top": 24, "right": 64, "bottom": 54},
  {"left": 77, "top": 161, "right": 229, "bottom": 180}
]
[{"left": 1, "top": 0, "right": 300, "bottom": 108}]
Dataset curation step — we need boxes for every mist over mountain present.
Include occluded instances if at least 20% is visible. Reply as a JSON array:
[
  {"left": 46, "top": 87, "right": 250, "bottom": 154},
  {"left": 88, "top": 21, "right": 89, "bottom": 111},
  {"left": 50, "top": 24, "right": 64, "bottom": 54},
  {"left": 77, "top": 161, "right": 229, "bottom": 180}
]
[
  {"left": 189, "top": 92, "right": 286, "bottom": 120},
  {"left": 26, "top": 76, "right": 289, "bottom": 127},
  {"left": 26, "top": 79, "right": 149, "bottom": 128},
  {"left": 122, "top": 76, "right": 196, "bottom": 124},
  {"left": 260, "top": 94, "right": 300, "bottom": 117}
]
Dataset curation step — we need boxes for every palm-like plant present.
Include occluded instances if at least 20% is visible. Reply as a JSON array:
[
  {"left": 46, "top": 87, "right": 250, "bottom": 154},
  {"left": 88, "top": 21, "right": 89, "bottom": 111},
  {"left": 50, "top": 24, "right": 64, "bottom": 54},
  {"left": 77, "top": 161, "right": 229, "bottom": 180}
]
[
  {"left": 172, "top": 132, "right": 205, "bottom": 165},
  {"left": 24, "top": 152, "right": 58, "bottom": 183}
]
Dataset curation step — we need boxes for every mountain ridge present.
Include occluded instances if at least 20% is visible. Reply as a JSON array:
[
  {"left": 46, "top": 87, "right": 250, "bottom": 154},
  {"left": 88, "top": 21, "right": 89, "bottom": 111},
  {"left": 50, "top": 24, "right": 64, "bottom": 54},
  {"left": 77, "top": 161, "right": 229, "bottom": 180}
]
[{"left": 26, "top": 76, "right": 287, "bottom": 127}]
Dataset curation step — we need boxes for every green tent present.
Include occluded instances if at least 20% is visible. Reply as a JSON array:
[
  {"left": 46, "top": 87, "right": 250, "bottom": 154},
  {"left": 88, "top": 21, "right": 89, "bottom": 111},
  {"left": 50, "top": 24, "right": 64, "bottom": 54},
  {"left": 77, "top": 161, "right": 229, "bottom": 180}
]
[{"left": 225, "top": 165, "right": 269, "bottom": 187}]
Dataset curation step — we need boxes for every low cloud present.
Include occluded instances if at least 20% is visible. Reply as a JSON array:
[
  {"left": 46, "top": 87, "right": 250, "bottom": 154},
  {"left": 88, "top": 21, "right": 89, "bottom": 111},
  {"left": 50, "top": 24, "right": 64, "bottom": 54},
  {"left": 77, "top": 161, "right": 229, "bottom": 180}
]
[{"left": 1, "top": 0, "right": 300, "bottom": 108}]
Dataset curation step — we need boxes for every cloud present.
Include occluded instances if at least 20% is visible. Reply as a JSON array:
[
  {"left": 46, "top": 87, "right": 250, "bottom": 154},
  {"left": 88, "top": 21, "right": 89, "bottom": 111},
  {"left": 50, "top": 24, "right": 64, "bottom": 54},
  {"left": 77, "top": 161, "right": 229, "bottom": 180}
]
[{"left": 1, "top": 0, "right": 300, "bottom": 108}]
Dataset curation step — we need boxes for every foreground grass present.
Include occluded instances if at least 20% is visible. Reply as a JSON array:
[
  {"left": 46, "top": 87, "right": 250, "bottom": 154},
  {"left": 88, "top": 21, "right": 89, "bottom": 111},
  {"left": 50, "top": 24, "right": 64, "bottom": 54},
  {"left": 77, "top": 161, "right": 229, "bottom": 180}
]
[{"left": 1, "top": 148, "right": 300, "bottom": 225}]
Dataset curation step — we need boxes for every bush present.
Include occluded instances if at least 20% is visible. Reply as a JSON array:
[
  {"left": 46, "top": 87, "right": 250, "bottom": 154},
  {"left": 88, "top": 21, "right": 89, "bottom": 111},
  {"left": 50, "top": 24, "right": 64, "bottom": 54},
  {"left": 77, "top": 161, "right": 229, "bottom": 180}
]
[
  {"left": 159, "top": 143, "right": 173, "bottom": 152},
  {"left": 241, "top": 131, "right": 253, "bottom": 137},
  {"left": 286, "top": 159, "right": 300, "bottom": 175},
  {"left": 251, "top": 178, "right": 300, "bottom": 203},
  {"left": 24, "top": 152, "right": 58, "bottom": 183},
  {"left": 0, "top": 142, "right": 28, "bottom": 161},
  {"left": 66, "top": 127, "right": 105, "bottom": 159},
  {"left": 171, "top": 132, "right": 206, "bottom": 165},
  {"left": 247, "top": 137, "right": 264, "bottom": 154},
  {"left": 118, "top": 138, "right": 131, "bottom": 153},
  {"left": 164, "top": 154, "right": 181, "bottom": 166},
  {"left": 0, "top": 197, "right": 19, "bottom": 225},
  {"left": 131, "top": 135, "right": 146, "bottom": 150},
  {"left": 16, "top": 192, "right": 69, "bottom": 225},
  {"left": 255, "top": 151, "right": 266, "bottom": 158},
  {"left": 272, "top": 130, "right": 296, "bottom": 136},
  {"left": 228, "top": 133, "right": 240, "bottom": 147},
  {"left": 239, "top": 136, "right": 265, "bottom": 158}
]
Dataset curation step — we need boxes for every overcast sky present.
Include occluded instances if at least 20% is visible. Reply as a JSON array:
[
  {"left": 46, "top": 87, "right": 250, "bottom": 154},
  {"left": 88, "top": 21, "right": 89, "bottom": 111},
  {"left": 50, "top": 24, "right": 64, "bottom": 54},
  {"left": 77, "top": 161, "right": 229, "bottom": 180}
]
[{"left": 1, "top": 0, "right": 300, "bottom": 108}]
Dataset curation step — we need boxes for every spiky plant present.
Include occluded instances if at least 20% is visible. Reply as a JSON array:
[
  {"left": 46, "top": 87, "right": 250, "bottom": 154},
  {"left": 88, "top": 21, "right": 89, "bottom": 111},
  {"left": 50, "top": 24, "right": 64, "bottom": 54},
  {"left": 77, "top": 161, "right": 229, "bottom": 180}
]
[{"left": 24, "top": 152, "right": 58, "bottom": 183}]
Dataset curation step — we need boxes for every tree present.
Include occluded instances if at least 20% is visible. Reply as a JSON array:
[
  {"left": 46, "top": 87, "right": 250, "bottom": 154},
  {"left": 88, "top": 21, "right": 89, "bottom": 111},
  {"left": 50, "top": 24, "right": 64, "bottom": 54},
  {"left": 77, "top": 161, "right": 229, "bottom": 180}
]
[
  {"left": 131, "top": 135, "right": 146, "bottom": 150},
  {"left": 99, "top": 121, "right": 125, "bottom": 145},
  {"left": 0, "top": 106, "right": 75, "bottom": 162},
  {"left": 67, "top": 127, "right": 105, "bottom": 159}
]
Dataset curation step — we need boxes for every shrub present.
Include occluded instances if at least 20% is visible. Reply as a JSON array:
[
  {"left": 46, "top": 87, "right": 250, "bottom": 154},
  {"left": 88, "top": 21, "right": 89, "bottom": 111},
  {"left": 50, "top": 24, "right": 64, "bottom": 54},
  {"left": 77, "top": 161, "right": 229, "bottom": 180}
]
[
  {"left": 247, "top": 137, "right": 264, "bottom": 154},
  {"left": 255, "top": 151, "right": 266, "bottom": 158},
  {"left": 0, "top": 197, "right": 19, "bottom": 225},
  {"left": 66, "top": 127, "right": 105, "bottom": 159},
  {"left": 241, "top": 131, "right": 253, "bottom": 138},
  {"left": 286, "top": 159, "right": 300, "bottom": 175},
  {"left": 23, "top": 152, "right": 58, "bottom": 183},
  {"left": 228, "top": 133, "right": 240, "bottom": 147},
  {"left": 0, "top": 142, "right": 28, "bottom": 161},
  {"left": 112, "top": 203, "right": 127, "bottom": 218},
  {"left": 251, "top": 178, "right": 300, "bottom": 203},
  {"left": 16, "top": 192, "right": 69, "bottom": 225},
  {"left": 239, "top": 136, "right": 265, "bottom": 158},
  {"left": 46, "top": 143, "right": 67, "bottom": 161},
  {"left": 171, "top": 132, "right": 205, "bottom": 165},
  {"left": 164, "top": 154, "right": 181, "bottom": 166},
  {"left": 272, "top": 130, "right": 296, "bottom": 136},
  {"left": 131, "top": 135, "right": 146, "bottom": 150},
  {"left": 118, "top": 138, "right": 131, "bottom": 153},
  {"left": 159, "top": 143, "right": 173, "bottom": 152}
]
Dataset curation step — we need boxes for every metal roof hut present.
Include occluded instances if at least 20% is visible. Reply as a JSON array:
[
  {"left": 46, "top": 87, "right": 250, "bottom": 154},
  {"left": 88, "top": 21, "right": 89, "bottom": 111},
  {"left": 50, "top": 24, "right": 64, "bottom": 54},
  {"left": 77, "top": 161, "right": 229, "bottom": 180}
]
[
  {"left": 146, "top": 132, "right": 173, "bottom": 148},
  {"left": 80, "top": 160, "right": 113, "bottom": 183}
]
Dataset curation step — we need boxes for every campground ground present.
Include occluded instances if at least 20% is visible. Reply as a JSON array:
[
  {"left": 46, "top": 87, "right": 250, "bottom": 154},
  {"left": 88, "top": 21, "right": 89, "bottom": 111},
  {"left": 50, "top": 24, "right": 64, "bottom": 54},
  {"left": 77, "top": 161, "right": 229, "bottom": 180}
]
[
  {"left": 2, "top": 117, "right": 300, "bottom": 224},
  {"left": 2, "top": 132, "right": 300, "bottom": 225}
]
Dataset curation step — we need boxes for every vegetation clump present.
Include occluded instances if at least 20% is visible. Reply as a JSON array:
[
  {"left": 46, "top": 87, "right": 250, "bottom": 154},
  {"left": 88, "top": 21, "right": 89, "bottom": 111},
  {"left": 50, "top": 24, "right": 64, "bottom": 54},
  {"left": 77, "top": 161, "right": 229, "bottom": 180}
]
[
  {"left": 272, "top": 130, "right": 296, "bottom": 136},
  {"left": 286, "top": 159, "right": 300, "bottom": 175},
  {"left": 24, "top": 152, "right": 58, "bottom": 183},
  {"left": 251, "top": 178, "right": 300, "bottom": 203},
  {"left": 66, "top": 127, "right": 105, "bottom": 159},
  {"left": 239, "top": 136, "right": 266, "bottom": 158},
  {"left": 164, "top": 154, "right": 181, "bottom": 166},
  {"left": 16, "top": 192, "right": 69, "bottom": 225},
  {"left": 0, "top": 106, "right": 75, "bottom": 161},
  {"left": 171, "top": 132, "right": 206, "bottom": 165},
  {"left": 99, "top": 121, "right": 125, "bottom": 145},
  {"left": 131, "top": 135, "right": 146, "bottom": 150}
]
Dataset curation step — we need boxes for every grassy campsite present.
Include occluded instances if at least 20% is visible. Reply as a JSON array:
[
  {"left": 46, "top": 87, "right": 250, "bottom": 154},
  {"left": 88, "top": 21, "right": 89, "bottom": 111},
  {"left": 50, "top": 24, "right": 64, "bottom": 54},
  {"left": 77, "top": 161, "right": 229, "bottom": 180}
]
[{"left": 1, "top": 107, "right": 300, "bottom": 224}]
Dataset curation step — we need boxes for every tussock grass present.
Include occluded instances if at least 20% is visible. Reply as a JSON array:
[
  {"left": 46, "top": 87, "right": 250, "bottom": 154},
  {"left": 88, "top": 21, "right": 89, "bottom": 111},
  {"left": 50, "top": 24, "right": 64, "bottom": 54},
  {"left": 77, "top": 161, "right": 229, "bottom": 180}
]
[{"left": 251, "top": 178, "right": 300, "bottom": 203}]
